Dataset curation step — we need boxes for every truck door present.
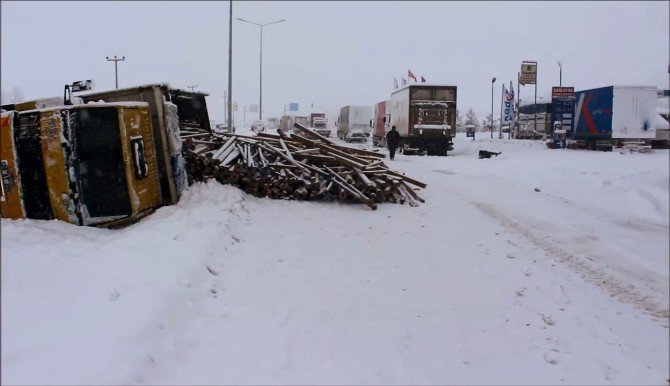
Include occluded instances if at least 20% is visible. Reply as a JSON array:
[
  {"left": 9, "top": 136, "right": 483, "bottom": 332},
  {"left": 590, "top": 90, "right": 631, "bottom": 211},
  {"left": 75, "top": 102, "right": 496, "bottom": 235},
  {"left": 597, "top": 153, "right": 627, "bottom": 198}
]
[
  {"left": 16, "top": 112, "right": 53, "bottom": 220},
  {"left": 73, "top": 107, "right": 131, "bottom": 224}
]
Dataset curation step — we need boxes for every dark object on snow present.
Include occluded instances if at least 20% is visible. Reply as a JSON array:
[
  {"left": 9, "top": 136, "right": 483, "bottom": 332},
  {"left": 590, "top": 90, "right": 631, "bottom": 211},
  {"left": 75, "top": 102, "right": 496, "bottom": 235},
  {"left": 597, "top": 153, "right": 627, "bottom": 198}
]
[
  {"left": 478, "top": 150, "right": 501, "bottom": 159},
  {"left": 534, "top": 188, "right": 541, "bottom": 192}
]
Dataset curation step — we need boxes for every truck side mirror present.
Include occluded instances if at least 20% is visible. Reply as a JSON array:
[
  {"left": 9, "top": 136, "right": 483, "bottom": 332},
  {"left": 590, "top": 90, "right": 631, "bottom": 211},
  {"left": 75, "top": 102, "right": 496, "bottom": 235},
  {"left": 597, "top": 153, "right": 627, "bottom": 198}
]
[{"left": 383, "top": 117, "right": 387, "bottom": 123}]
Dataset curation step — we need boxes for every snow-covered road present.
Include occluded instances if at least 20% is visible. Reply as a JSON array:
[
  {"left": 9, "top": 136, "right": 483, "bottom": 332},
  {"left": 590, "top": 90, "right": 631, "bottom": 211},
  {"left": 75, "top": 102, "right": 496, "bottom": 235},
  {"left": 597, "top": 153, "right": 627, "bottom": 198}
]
[{"left": 2, "top": 134, "right": 668, "bottom": 385}]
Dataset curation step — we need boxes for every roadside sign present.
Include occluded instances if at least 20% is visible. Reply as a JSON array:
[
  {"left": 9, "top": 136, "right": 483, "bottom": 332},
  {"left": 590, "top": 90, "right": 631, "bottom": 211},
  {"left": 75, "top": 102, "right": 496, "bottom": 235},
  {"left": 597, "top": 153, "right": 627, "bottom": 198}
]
[
  {"left": 551, "top": 86, "right": 575, "bottom": 136},
  {"left": 520, "top": 61, "right": 537, "bottom": 85},
  {"left": 248, "top": 104, "right": 259, "bottom": 112},
  {"left": 289, "top": 103, "right": 299, "bottom": 112}
]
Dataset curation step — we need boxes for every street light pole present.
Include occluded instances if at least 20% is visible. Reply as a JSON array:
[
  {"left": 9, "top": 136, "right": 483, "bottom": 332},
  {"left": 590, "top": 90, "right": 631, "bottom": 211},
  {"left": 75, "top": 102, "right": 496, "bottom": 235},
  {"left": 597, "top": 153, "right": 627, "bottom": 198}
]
[
  {"left": 106, "top": 56, "right": 125, "bottom": 89},
  {"left": 237, "top": 17, "right": 286, "bottom": 121},
  {"left": 227, "top": 0, "right": 233, "bottom": 134},
  {"left": 557, "top": 60, "right": 563, "bottom": 87},
  {"left": 491, "top": 77, "right": 496, "bottom": 138}
]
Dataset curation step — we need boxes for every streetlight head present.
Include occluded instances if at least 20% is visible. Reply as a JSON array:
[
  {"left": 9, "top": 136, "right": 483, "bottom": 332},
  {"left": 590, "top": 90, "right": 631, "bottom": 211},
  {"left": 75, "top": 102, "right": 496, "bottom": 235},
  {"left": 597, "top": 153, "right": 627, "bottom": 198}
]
[{"left": 492, "top": 77, "right": 496, "bottom": 83}]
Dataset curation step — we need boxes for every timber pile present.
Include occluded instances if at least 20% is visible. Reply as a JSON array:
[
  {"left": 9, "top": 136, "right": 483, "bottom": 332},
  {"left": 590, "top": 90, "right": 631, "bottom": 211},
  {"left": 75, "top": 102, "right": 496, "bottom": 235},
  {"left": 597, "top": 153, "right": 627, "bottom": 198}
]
[{"left": 179, "top": 123, "right": 426, "bottom": 210}]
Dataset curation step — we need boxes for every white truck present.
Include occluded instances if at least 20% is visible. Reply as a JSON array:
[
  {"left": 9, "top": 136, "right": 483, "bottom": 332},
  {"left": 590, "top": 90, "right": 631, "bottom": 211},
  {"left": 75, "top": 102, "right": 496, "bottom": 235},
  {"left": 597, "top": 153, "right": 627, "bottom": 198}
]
[{"left": 336, "top": 105, "right": 372, "bottom": 143}]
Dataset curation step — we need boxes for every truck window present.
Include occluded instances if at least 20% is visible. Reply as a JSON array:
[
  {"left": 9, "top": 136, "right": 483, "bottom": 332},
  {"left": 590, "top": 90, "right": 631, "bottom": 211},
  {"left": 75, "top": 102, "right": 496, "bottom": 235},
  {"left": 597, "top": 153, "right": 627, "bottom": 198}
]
[
  {"left": 435, "top": 89, "right": 455, "bottom": 101},
  {"left": 411, "top": 89, "right": 431, "bottom": 100}
]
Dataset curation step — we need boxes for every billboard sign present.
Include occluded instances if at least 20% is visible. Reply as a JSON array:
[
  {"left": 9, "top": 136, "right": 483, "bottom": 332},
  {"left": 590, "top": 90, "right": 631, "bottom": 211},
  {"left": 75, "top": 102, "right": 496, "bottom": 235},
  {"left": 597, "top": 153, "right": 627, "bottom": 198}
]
[
  {"left": 551, "top": 86, "right": 575, "bottom": 136},
  {"left": 520, "top": 61, "right": 537, "bottom": 85}
]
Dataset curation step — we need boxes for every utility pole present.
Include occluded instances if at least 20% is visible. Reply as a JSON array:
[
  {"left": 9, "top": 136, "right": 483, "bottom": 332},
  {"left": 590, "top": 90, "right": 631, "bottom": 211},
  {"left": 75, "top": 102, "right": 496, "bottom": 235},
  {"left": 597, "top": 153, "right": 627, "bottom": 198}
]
[
  {"left": 237, "top": 17, "right": 286, "bottom": 121},
  {"left": 106, "top": 56, "right": 125, "bottom": 89},
  {"left": 558, "top": 60, "right": 563, "bottom": 87},
  {"left": 499, "top": 83, "right": 504, "bottom": 139},
  {"left": 223, "top": 92, "right": 227, "bottom": 123},
  {"left": 227, "top": 0, "right": 233, "bottom": 133},
  {"left": 491, "top": 77, "right": 496, "bottom": 138},
  {"left": 187, "top": 84, "right": 198, "bottom": 92}
]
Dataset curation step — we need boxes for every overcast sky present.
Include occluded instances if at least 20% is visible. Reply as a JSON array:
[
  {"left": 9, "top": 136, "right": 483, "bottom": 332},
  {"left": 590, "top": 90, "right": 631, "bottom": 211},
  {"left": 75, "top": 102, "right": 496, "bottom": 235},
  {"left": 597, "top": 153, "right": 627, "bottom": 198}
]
[{"left": 2, "top": 1, "right": 668, "bottom": 125}]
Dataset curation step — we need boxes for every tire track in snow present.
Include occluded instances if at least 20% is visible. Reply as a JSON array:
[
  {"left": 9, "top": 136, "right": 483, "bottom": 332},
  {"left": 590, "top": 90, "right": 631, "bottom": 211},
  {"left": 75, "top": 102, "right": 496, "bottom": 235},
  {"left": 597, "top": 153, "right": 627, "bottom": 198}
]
[{"left": 470, "top": 201, "right": 669, "bottom": 320}]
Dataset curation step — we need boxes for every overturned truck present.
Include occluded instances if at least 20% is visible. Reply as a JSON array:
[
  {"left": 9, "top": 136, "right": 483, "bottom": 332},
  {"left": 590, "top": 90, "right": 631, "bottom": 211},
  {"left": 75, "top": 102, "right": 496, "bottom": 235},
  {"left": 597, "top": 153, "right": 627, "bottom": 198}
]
[
  {"left": 1, "top": 103, "right": 162, "bottom": 226},
  {"left": 0, "top": 83, "right": 211, "bottom": 227}
]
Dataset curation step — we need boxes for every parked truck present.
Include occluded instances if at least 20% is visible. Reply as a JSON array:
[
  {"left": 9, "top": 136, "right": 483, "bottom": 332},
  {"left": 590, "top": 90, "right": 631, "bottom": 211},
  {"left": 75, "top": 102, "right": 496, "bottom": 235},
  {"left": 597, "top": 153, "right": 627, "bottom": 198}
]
[
  {"left": 309, "top": 112, "right": 330, "bottom": 137},
  {"left": 336, "top": 105, "right": 372, "bottom": 143},
  {"left": 573, "top": 85, "right": 657, "bottom": 150},
  {"left": 390, "top": 84, "right": 457, "bottom": 155},
  {"left": 371, "top": 100, "right": 391, "bottom": 147}
]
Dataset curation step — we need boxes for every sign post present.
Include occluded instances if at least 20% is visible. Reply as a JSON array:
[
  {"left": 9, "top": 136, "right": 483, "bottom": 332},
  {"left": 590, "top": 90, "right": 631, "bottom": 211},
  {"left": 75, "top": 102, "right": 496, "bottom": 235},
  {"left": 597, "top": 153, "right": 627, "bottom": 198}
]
[
  {"left": 520, "top": 61, "right": 538, "bottom": 134},
  {"left": 551, "top": 86, "right": 575, "bottom": 143}
]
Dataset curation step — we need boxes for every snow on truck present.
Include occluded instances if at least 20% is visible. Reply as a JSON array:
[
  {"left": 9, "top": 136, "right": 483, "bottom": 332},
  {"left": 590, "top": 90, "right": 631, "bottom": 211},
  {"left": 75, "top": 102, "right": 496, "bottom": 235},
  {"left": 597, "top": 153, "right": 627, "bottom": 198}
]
[
  {"left": 390, "top": 84, "right": 457, "bottom": 155},
  {"left": 337, "top": 105, "right": 373, "bottom": 143},
  {"left": 573, "top": 85, "right": 657, "bottom": 150}
]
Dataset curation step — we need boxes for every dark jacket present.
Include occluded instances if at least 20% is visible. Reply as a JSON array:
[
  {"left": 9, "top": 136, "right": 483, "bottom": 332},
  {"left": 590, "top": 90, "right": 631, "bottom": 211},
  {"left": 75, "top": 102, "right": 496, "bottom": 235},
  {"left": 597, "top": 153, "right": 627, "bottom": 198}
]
[{"left": 386, "top": 129, "right": 400, "bottom": 147}]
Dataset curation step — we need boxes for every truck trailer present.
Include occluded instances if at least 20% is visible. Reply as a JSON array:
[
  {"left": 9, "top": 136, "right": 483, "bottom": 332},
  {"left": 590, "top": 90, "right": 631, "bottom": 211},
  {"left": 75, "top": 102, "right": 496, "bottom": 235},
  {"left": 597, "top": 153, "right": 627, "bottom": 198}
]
[
  {"left": 371, "top": 100, "right": 391, "bottom": 147},
  {"left": 390, "top": 84, "right": 457, "bottom": 155},
  {"left": 573, "top": 85, "right": 657, "bottom": 150},
  {"left": 336, "top": 105, "right": 372, "bottom": 143}
]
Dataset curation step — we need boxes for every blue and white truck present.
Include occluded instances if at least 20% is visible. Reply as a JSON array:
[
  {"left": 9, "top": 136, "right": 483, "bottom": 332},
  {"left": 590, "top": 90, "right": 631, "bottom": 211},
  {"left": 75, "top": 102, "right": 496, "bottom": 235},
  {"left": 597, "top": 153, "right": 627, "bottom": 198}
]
[{"left": 573, "top": 86, "right": 657, "bottom": 150}]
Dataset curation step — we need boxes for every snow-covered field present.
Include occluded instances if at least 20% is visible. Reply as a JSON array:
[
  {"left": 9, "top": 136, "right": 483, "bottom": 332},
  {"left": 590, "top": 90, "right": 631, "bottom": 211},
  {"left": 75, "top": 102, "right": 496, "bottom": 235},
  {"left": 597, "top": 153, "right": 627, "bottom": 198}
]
[{"left": 2, "top": 133, "right": 668, "bottom": 385}]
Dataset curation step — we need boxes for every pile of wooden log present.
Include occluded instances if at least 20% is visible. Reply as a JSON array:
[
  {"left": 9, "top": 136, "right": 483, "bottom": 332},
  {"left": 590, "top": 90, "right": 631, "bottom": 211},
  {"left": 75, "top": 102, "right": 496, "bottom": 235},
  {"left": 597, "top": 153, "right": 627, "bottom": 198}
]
[{"left": 179, "top": 123, "right": 426, "bottom": 210}]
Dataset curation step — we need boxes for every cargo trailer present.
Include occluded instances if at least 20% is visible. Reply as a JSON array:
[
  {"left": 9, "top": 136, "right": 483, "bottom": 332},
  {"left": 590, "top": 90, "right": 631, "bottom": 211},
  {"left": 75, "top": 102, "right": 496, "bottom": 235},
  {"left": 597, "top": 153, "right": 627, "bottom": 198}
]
[
  {"left": 390, "top": 84, "right": 457, "bottom": 155},
  {"left": 573, "top": 86, "right": 657, "bottom": 150}
]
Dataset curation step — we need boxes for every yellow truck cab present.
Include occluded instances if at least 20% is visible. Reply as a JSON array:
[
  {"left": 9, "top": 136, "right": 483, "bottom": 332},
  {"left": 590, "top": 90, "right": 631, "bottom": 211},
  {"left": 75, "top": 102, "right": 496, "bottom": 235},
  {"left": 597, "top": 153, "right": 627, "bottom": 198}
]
[{"left": 1, "top": 102, "right": 162, "bottom": 227}]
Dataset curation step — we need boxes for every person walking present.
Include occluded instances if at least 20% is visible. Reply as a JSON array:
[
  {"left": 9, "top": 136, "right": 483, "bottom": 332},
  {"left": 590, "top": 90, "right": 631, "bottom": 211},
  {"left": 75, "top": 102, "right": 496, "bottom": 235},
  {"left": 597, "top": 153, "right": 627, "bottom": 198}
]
[{"left": 386, "top": 125, "right": 400, "bottom": 160}]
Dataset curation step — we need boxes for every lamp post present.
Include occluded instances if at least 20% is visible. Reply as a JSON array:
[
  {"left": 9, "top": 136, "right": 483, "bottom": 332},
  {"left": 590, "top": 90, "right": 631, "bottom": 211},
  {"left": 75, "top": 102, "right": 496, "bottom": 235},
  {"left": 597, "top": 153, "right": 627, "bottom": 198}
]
[
  {"left": 106, "top": 56, "right": 125, "bottom": 89},
  {"left": 227, "top": 0, "right": 233, "bottom": 135},
  {"left": 237, "top": 17, "right": 286, "bottom": 121},
  {"left": 557, "top": 60, "right": 563, "bottom": 87},
  {"left": 491, "top": 77, "right": 496, "bottom": 138}
]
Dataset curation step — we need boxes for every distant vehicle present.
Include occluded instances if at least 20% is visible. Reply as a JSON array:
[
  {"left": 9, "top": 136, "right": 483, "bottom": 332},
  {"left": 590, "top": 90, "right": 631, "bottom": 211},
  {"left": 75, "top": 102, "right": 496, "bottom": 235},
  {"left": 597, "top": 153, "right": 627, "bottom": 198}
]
[
  {"left": 266, "top": 117, "right": 280, "bottom": 132},
  {"left": 573, "top": 86, "right": 657, "bottom": 150},
  {"left": 250, "top": 120, "right": 265, "bottom": 135},
  {"left": 215, "top": 123, "right": 233, "bottom": 134},
  {"left": 294, "top": 116, "right": 309, "bottom": 128},
  {"left": 337, "top": 105, "right": 372, "bottom": 143},
  {"left": 279, "top": 115, "right": 292, "bottom": 133},
  {"left": 371, "top": 100, "right": 391, "bottom": 147},
  {"left": 390, "top": 84, "right": 457, "bottom": 155},
  {"left": 309, "top": 113, "right": 330, "bottom": 137}
]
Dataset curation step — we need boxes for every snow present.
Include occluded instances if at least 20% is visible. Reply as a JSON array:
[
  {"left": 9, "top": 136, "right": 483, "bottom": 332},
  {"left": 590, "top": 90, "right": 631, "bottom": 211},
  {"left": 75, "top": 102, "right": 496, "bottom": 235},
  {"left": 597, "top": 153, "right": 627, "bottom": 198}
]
[{"left": 2, "top": 133, "right": 668, "bottom": 385}]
